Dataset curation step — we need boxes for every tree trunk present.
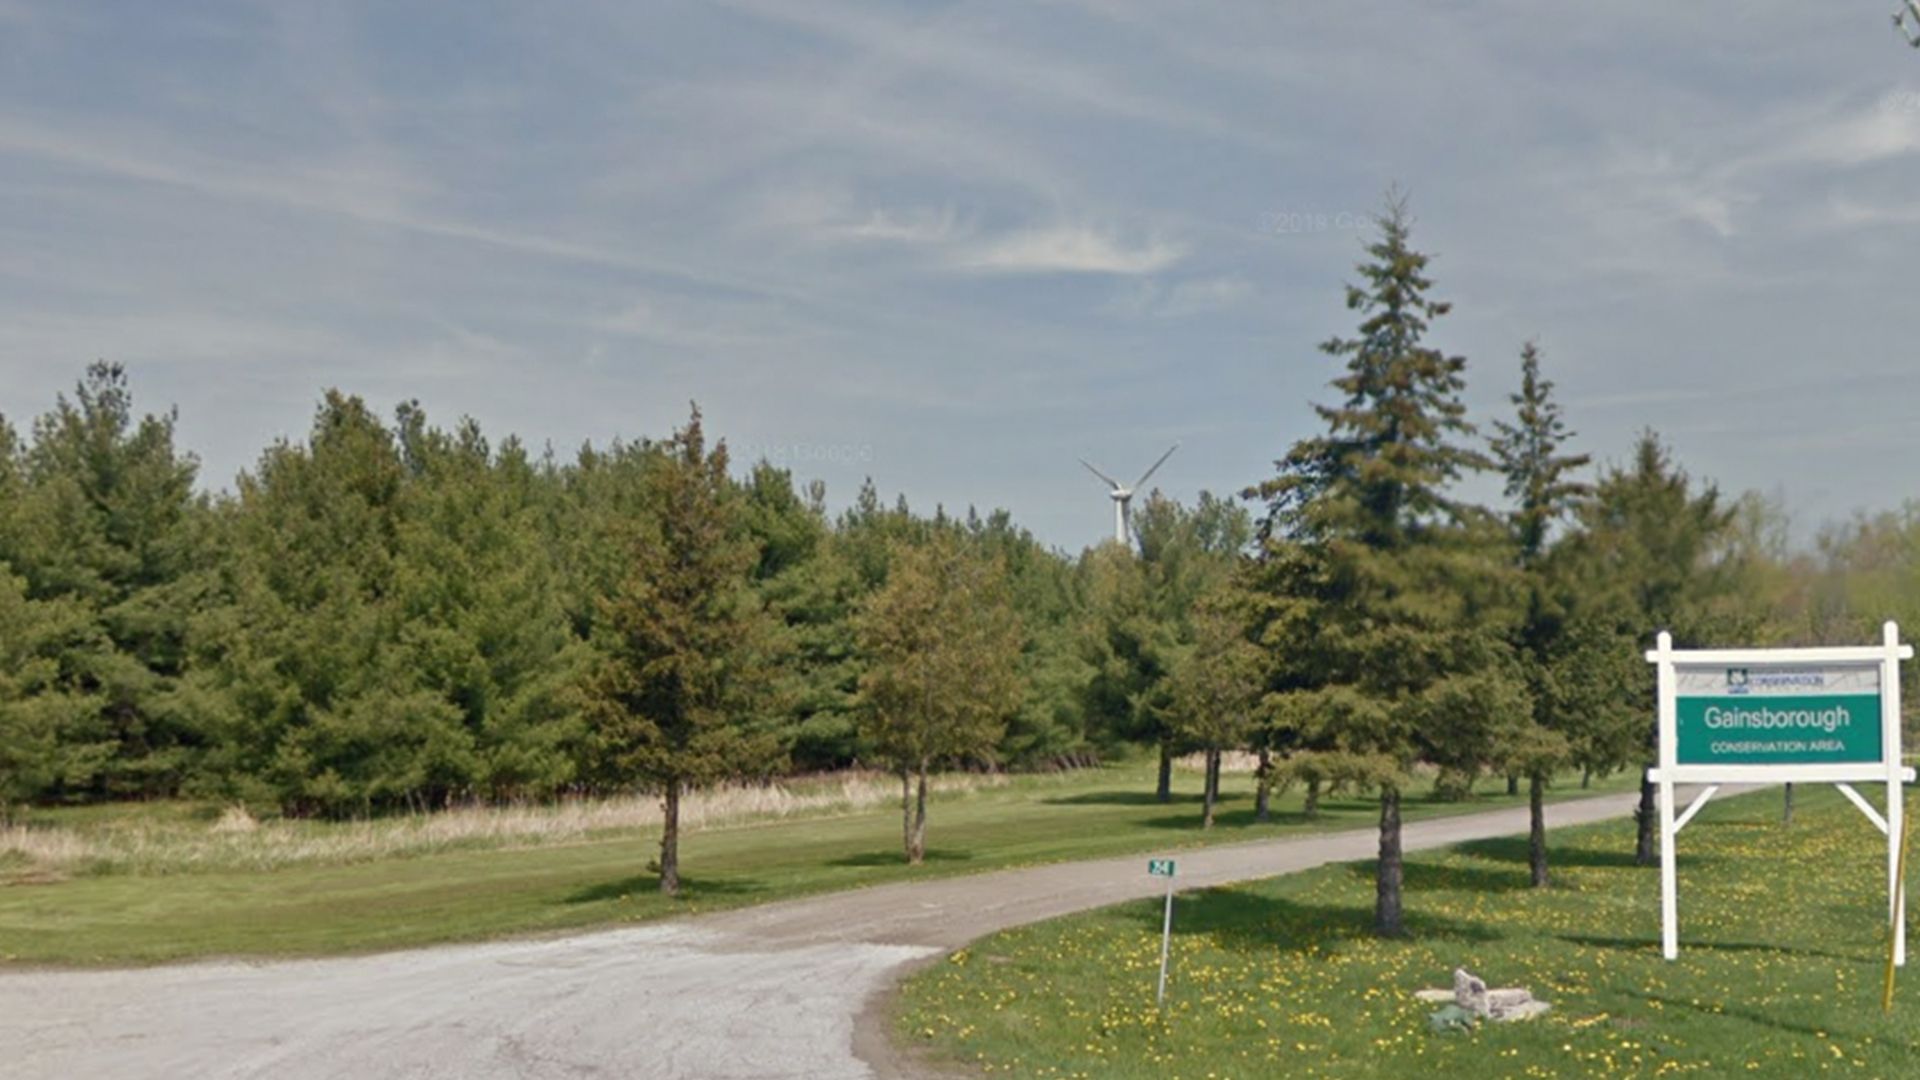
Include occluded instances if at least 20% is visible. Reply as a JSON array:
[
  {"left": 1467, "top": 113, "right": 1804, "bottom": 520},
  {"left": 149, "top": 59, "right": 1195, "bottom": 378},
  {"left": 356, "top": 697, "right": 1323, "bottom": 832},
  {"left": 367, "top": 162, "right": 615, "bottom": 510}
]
[
  {"left": 1581, "top": 765, "right": 1591, "bottom": 790},
  {"left": 1506, "top": 772, "right": 1519, "bottom": 797},
  {"left": 1529, "top": 772, "right": 1548, "bottom": 888},
  {"left": 1201, "top": 748, "right": 1219, "bottom": 829},
  {"left": 900, "top": 768, "right": 912, "bottom": 858},
  {"left": 1155, "top": 740, "right": 1173, "bottom": 803},
  {"left": 659, "top": 778, "right": 681, "bottom": 896},
  {"left": 1375, "top": 787, "right": 1403, "bottom": 937},
  {"left": 1783, "top": 782, "right": 1794, "bottom": 827},
  {"left": 1304, "top": 776, "right": 1321, "bottom": 819},
  {"left": 908, "top": 760, "right": 929, "bottom": 865},
  {"left": 1634, "top": 764, "right": 1657, "bottom": 866},
  {"left": 1254, "top": 745, "right": 1272, "bottom": 823},
  {"left": 1633, "top": 716, "right": 1659, "bottom": 865}
]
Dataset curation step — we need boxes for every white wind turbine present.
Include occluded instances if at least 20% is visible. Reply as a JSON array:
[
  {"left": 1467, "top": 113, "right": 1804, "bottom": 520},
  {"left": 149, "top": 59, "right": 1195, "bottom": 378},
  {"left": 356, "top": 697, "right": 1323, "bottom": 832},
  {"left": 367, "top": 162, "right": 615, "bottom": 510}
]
[{"left": 1079, "top": 443, "right": 1180, "bottom": 547}]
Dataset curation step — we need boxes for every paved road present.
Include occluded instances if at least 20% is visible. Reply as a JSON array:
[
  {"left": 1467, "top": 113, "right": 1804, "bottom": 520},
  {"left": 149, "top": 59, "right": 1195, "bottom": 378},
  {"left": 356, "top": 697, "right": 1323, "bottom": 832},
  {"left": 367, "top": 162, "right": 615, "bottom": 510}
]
[{"left": 0, "top": 786, "right": 1697, "bottom": 1079}]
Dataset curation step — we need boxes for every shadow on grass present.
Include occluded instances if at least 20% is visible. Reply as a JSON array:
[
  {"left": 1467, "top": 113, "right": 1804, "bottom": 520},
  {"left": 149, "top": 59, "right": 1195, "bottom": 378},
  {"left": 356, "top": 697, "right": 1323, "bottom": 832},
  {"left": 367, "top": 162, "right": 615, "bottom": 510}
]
[
  {"left": 564, "top": 875, "right": 768, "bottom": 905},
  {"left": 1620, "top": 988, "right": 1916, "bottom": 1052},
  {"left": 1130, "top": 807, "right": 1325, "bottom": 831},
  {"left": 1041, "top": 791, "right": 1205, "bottom": 807},
  {"left": 1121, "top": 885, "right": 1504, "bottom": 952},
  {"left": 1343, "top": 858, "right": 1539, "bottom": 894},
  {"left": 827, "top": 848, "right": 974, "bottom": 868},
  {"left": 1555, "top": 933, "right": 1870, "bottom": 965},
  {"left": 1455, "top": 837, "right": 1714, "bottom": 871}
]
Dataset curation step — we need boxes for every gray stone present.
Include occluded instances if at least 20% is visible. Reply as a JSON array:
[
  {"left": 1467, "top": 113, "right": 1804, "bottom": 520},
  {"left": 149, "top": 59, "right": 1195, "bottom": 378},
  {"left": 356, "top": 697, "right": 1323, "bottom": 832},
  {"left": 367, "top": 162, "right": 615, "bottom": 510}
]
[{"left": 1420, "top": 967, "right": 1549, "bottom": 1022}]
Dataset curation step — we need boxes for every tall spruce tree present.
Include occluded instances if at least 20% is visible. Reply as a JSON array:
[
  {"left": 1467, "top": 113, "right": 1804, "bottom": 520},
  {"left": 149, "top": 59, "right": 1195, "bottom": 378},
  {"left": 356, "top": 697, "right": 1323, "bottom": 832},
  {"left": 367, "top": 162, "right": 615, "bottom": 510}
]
[
  {"left": 1578, "top": 431, "right": 1740, "bottom": 865},
  {"left": 1245, "top": 195, "right": 1520, "bottom": 935},
  {"left": 580, "top": 407, "right": 786, "bottom": 894},
  {"left": 1489, "top": 342, "right": 1593, "bottom": 887}
]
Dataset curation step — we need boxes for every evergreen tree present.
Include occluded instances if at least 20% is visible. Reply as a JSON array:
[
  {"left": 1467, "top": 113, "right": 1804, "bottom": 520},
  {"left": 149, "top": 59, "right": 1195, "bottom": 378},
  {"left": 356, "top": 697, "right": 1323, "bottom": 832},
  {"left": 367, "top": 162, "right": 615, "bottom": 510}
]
[
  {"left": 1577, "top": 431, "right": 1741, "bottom": 865},
  {"left": 188, "top": 392, "right": 443, "bottom": 814},
  {"left": 1245, "top": 195, "right": 1521, "bottom": 935},
  {"left": 390, "top": 407, "right": 588, "bottom": 799},
  {"left": 1489, "top": 342, "right": 1592, "bottom": 887},
  {"left": 968, "top": 508, "right": 1088, "bottom": 767},
  {"left": 1080, "top": 493, "right": 1250, "bottom": 799},
  {"left": 1078, "top": 541, "right": 1181, "bottom": 793},
  {"left": 579, "top": 406, "right": 786, "bottom": 894},
  {"left": 0, "top": 569, "right": 107, "bottom": 810},
  {"left": 856, "top": 532, "right": 1024, "bottom": 864},
  {"left": 745, "top": 465, "right": 864, "bottom": 770},
  {"left": 7, "top": 363, "right": 205, "bottom": 797}
]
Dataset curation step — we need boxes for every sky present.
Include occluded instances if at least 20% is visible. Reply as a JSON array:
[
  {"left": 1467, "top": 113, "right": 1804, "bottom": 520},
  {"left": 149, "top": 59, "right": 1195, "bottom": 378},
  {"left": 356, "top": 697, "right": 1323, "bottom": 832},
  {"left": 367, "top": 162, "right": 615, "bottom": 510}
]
[{"left": 4, "top": 1, "right": 1920, "bottom": 551}]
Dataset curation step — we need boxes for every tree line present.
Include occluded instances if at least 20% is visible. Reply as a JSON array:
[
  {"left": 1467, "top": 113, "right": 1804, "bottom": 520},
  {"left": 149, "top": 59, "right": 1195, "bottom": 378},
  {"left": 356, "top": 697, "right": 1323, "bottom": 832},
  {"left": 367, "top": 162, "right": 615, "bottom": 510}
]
[{"left": 2, "top": 196, "right": 1915, "bottom": 906}]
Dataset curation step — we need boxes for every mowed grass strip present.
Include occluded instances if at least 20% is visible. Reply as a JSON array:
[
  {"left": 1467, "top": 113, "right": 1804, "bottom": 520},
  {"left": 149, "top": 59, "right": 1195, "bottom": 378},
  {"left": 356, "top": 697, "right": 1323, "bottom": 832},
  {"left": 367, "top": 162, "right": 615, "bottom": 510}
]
[
  {"left": 897, "top": 785, "right": 1916, "bottom": 1079},
  {"left": 0, "top": 764, "right": 1631, "bottom": 966}
]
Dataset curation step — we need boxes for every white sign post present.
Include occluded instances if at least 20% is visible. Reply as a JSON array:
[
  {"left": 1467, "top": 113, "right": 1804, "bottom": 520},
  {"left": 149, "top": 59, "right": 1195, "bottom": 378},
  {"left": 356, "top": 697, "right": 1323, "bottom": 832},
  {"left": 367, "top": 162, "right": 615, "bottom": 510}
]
[
  {"left": 1647, "top": 621, "right": 1915, "bottom": 962},
  {"left": 1148, "top": 858, "right": 1175, "bottom": 1005}
]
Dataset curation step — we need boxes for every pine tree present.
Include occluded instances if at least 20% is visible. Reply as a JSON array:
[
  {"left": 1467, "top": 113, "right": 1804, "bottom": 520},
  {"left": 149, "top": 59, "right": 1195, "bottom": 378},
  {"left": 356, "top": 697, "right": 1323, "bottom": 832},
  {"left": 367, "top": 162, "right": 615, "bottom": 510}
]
[
  {"left": 0, "top": 569, "right": 107, "bottom": 810},
  {"left": 1078, "top": 541, "right": 1181, "bottom": 796},
  {"left": 744, "top": 464, "right": 864, "bottom": 770},
  {"left": 856, "top": 532, "right": 1024, "bottom": 864},
  {"left": 189, "top": 392, "right": 437, "bottom": 814},
  {"left": 1245, "top": 195, "right": 1520, "bottom": 935},
  {"left": 390, "top": 407, "right": 588, "bottom": 800},
  {"left": 1080, "top": 493, "right": 1251, "bottom": 800},
  {"left": 579, "top": 406, "right": 786, "bottom": 894},
  {"left": 8, "top": 363, "right": 204, "bottom": 798}
]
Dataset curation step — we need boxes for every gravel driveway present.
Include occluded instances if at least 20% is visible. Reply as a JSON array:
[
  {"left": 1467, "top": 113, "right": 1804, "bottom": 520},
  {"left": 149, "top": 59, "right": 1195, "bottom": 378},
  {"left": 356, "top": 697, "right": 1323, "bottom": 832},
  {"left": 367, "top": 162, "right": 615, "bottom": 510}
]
[{"left": 0, "top": 786, "right": 1685, "bottom": 1079}]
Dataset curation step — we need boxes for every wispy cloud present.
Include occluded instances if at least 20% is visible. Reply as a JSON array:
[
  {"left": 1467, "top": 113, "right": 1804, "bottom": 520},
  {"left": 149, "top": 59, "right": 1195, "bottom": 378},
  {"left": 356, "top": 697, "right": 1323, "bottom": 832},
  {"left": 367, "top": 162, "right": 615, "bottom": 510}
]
[
  {"left": 10, "top": 0, "right": 1920, "bottom": 551},
  {"left": 0, "top": 115, "right": 768, "bottom": 296},
  {"left": 592, "top": 297, "right": 785, "bottom": 351},
  {"left": 714, "top": 0, "right": 1289, "bottom": 155},
  {"left": 956, "top": 225, "right": 1184, "bottom": 275},
  {"left": 842, "top": 206, "right": 969, "bottom": 245}
]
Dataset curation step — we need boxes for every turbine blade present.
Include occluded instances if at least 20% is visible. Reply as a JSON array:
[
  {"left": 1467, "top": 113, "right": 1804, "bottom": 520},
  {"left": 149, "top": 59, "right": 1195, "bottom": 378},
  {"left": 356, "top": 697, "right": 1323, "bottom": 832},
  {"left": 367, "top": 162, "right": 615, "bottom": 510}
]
[
  {"left": 1079, "top": 458, "right": 1122, "bottom": 489},
  {"left": 1132, "top": 442, "right": 1180, "bottom": 489}
]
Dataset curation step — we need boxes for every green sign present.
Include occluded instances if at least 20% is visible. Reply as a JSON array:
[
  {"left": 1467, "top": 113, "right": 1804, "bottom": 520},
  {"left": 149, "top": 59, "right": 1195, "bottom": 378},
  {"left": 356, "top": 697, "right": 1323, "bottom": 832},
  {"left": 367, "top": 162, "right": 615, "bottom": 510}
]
[
  {"left": 1148, "top": 859, "right": 1175, "bottom": 877},
  {"left": 1675, "top": 664, "right": 1883, "bottom": 766}
]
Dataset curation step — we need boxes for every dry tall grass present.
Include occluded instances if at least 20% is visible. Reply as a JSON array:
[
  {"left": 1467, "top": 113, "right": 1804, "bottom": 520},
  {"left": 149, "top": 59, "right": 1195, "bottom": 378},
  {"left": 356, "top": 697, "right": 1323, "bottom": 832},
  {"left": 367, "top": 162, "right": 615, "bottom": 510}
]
[
  {"left": 1173, "top": 750, "right": 1262, "bottom": 774},
  {"left": 0, "top": 770, "right": 1010, "bottom": 879}
]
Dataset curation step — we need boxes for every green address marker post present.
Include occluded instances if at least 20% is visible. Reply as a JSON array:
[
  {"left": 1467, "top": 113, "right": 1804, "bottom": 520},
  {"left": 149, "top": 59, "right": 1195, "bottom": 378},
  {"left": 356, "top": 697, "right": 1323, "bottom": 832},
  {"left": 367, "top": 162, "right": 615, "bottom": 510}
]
[{"left": 1149, "top": 858, "right": 1176, "bottom": 1007}]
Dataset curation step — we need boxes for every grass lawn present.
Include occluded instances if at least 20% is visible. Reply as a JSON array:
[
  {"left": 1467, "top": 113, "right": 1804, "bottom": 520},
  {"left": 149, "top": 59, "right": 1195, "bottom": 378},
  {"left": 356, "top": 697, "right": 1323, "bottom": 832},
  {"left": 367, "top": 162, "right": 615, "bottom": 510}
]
[
  {"left": 896, "top": 784, "right": 1916, "bottom": 1079},
  {"left": 0, "top": 763, "right": 1631, "bottom": 966}
]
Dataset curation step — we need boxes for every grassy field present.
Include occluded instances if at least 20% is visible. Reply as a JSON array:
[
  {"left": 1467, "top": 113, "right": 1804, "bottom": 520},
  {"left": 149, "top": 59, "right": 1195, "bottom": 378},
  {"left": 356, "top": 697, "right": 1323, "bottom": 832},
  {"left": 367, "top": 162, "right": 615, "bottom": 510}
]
[
  {"left": 0, "top": 761, "right": 1631, "bottom": 966},
  {"left": 897, "top": 784, "right": 1917, "bottom": 1079}
]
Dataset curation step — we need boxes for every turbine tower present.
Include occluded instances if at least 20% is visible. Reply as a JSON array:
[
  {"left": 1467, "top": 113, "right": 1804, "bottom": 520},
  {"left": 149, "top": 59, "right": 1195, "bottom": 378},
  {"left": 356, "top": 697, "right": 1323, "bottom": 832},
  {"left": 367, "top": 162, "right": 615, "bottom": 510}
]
[{"left": 1079, "top": 443, "right": 1179, "bottom": 547}]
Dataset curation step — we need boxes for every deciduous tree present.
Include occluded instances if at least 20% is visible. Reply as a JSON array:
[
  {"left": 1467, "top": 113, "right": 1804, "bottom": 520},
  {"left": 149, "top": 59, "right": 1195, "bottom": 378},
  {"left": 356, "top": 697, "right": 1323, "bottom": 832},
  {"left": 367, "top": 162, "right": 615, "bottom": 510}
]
[
  {"left": 857, "top": 532, "right": 1024, "bottom": 864},
  {"left": 1167, "top": 588, "right": 1264, "bottom": 829}
]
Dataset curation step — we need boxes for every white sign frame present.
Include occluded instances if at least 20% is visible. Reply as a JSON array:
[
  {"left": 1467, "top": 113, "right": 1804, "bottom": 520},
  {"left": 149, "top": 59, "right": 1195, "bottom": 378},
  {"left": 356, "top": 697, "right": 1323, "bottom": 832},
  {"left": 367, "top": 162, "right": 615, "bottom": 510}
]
[{"left": 1646, "top": 621, "right": 1915, "bottom": 964}]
